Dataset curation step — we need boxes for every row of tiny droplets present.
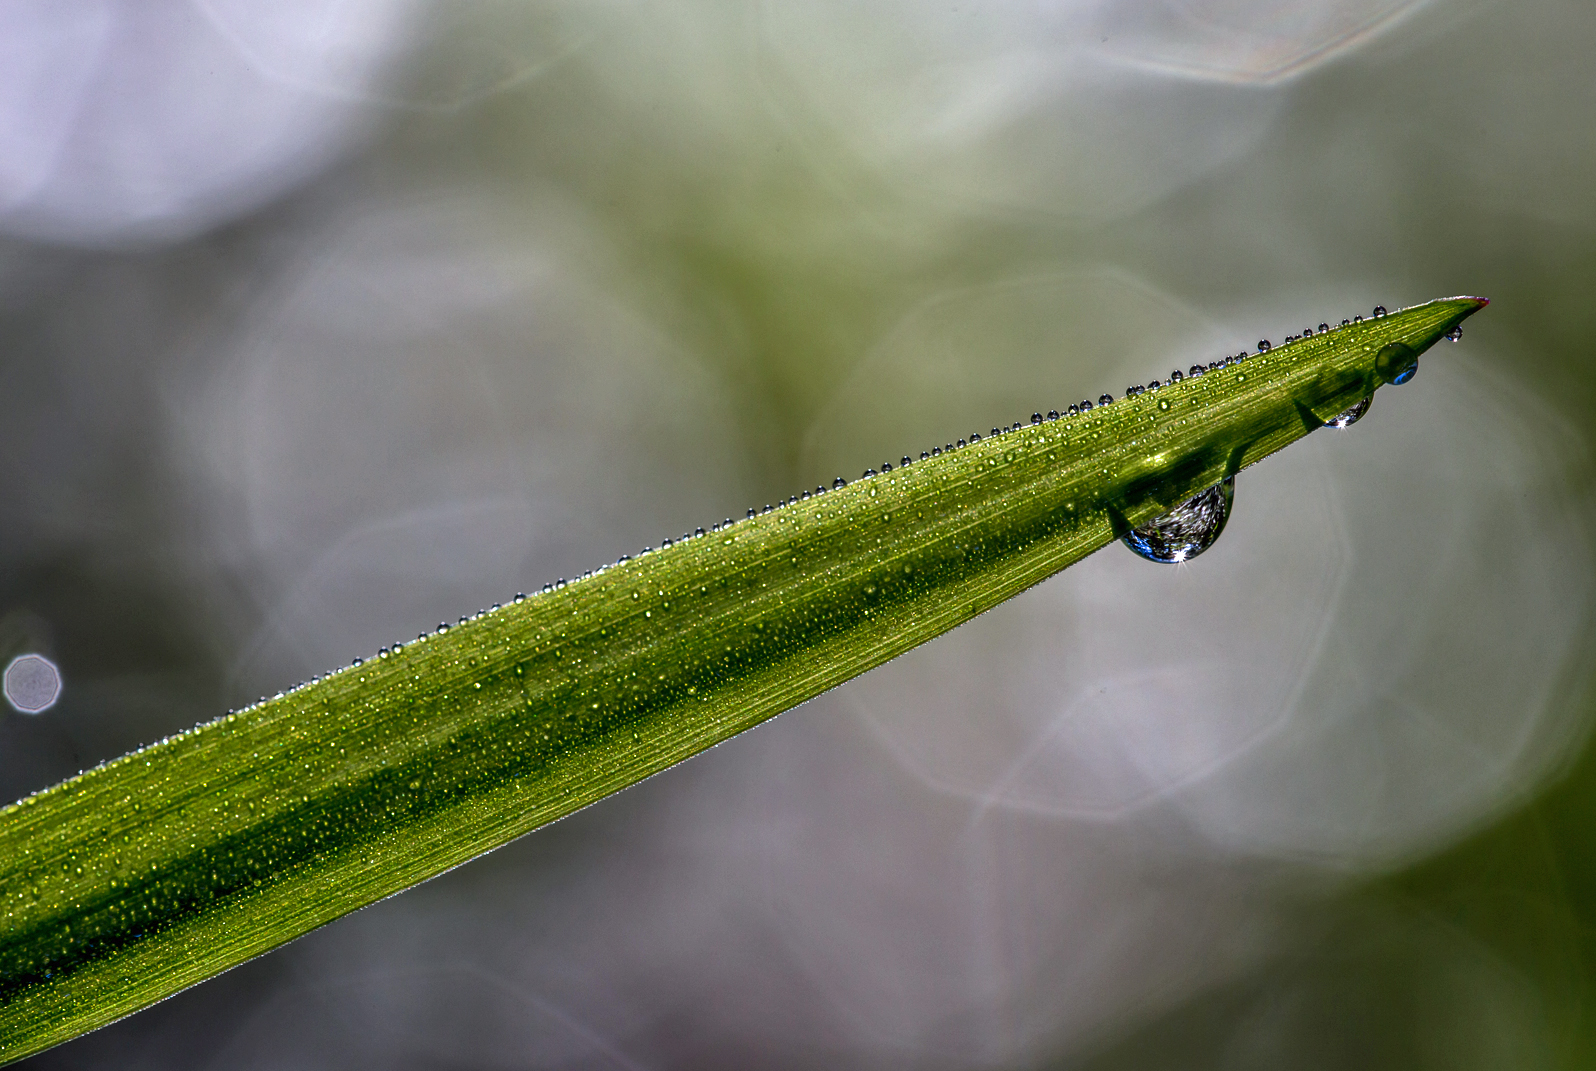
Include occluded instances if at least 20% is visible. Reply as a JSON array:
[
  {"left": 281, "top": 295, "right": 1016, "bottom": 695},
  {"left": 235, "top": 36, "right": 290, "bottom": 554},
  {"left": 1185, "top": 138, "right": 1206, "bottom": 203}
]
[{"left": 234, "top": 308, "right": 1403, "bottom": 717}]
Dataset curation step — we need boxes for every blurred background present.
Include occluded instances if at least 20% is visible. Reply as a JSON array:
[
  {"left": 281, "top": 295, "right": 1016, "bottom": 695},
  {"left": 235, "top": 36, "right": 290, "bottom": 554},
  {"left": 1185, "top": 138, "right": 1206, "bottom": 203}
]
[{"left": 3, "top": 1, "right": 1595, "bottom": 1067}]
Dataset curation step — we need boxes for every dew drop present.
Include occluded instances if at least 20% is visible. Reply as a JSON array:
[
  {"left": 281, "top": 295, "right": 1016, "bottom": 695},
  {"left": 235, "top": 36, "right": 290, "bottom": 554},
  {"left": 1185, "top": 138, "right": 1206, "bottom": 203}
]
[
  {"left": 1375, "top": 342, "right": 1419, "bottom": 385},
  {"left": 1148, "top": 380, "right": 1162, "bottom": 391},
  {"left": 1444, "top": 325, "right": 1463, "bottom": 342},
  {"left": 902, "top": 456, "right": 912, "bottom": 466},
  {"left": 1067, "top": 404, "right": 1079, "bottom": 416},
  {"left": 1097, "top": 395, "right": 1111, "bottom": 407},
  {"left": 1170, "top": 370, "right": 1183, "bottom": 383},
  {"left": 1189, "top": 365, "right": 1205, "bottom": 377},
  {"left": 834, "top": 477, "right": 847, "bottom": 488},
  {"left": 1048, "top": 410, "right": 1060, "bottom": 420},
  {"left": 1031, "top": 413, "right": 1043, "bottom": 425},
  {"left": 1326, "top": 396, "right": 1372, "bottom": 428},
  {"left": 921, "top": 451, "right": 931, "bottom": 461},
  {"left": 956, "top": 439, "right": 966, "bottom": 449},
  {"left": 1319, "top": 323, "right": 1330, "bottom": 333},
  {"left": 863, "top": 469, "right": 876, "bottom": 478},
  {"left": 1121, "top": 477, "right": 1234, "bottom": 564},
  {"left": 1258, "top": 340, "right": 1272, "bottom": 352},
  {"left": 1342, "top": 319, "right": 1351, "bottom": 326},
  {"left": 1373, "top": 305, "right": 1387, "bottom": 318},
  {"left": 1354, "top": 315, "right": 1363, "bottom": 323}
]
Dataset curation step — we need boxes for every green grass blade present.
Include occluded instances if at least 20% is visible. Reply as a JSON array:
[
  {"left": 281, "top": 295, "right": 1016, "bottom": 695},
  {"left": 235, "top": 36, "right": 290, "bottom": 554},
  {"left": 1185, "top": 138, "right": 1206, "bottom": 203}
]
[{"left": 0, "top": 296, "right": 1487, "bottom": 1061}]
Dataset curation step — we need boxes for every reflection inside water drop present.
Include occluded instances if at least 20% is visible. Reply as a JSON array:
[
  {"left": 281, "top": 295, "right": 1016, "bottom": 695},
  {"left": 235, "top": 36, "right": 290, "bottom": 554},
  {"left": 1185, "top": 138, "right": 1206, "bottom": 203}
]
[
  {"left": 1376, "top": 342, "right": 1419, "bottom": 386},
  {"left": 1326, "top": 396, "right": 1372, "bottom": 429},
  {"left": 1122, "top": 477, "right": 1234, "bottom": 564}
]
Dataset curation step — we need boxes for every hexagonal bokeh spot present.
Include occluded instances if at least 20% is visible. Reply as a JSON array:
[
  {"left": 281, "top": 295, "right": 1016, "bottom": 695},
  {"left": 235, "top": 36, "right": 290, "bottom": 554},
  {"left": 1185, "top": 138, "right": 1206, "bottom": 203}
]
[{"left": 4, "top": 653, "right": 61, "bottom": 714}]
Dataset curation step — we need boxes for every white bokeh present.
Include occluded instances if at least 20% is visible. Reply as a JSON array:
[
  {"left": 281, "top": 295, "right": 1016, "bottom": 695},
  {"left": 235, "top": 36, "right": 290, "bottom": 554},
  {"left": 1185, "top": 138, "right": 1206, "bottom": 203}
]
[
  {"left": 3, "top": 653, "right": 62, "bottom": 714},
  {"left": 0, "top": 0, "right": 418, "bottom": 245},
  {"left": 1094, "top": 0, "right": 1436, "bottom": 83},
  {"left": 174, "top": 188, "right": 752, "bottom": 691},
  {"left": 754, "top": 2, "right": 1288, "bottom": 223}
]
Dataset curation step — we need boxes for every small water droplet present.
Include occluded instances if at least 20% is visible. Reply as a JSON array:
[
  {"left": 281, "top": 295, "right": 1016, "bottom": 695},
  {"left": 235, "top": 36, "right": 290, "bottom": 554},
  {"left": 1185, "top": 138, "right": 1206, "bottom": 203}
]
[
  {"left": 1067, "top": 404, "right": 1079, "bottom": 416},
  {"left": 1354, "top": 314, "right": 1363, "bottom": 323},
  {"left": 1258, "top": 340, "right": 1272, "bottom": 352},
  {"left": 1319, "top": 323, "right": 1330, "bottom": 333},
  {"left": 351, "top": 657, "right": 363, "bottom": 667},
  {"left": 1121, "top": 477, "right": 1235, "bottom": 564},
  {"left": 1157, "top": 398, "right": 1170, "bottom": 410},
  {"left": 902, "top": 456, "right": 913, "bottom": 466},
  {"left": 1342, "top": 319, "right": 1351, "bottom": 326},
  {"left": 1170, "top": 370, "right": 1183, "bottom": 383},
  {"left": 1376, "top": 342, "right": 1419, "bottom": 385},
  {"left": 458, "top": 616, "right": 469, "bottom": 625},
  {"left": 1031, "top": 413, "right": 1043, "bottom": 425},
  {"left": 1302, "top": 326, "right": 1314, "bottom": 337},
  {"left": 1373, "top": 305, "right": 1387, "bottom": 318},
  {"left": 1096, "top": 395, "right": 1111, "bottom": 407},
  {"left": 696, "top": 527, "right": 706, "bottom": 537},
  {"left": 1444, "top": 325, "right": 1463, "bottom": 342},
  {"left": 956, "top": 439, "right": 966, "bottom": 448},
  {"left": 834, "top": 477, "right": 847, "bottom": 488},
  {"left": 1148, "top": 380, "right": 1162, "bottom": 391},
  {"left": 1048, "top": 410, "right": 1060, "bottom": 420},
  {"left": 1326, "top": 396, "right": 1372, "bottom": 428},
  {"left": 931, "top": 447, "right": 942, "bottom": 456},
  {"left": 921, "top": 451, "right": 931, "bottom": 460},
  {"left": 1189, "top": 365, "right": 1204, "bottom": 377},
  {"left": 863, "top": 469, "right": 876, "bottom": 478},
  {"left": 437, "top": 623, "right": 449, "bottom": 632}
]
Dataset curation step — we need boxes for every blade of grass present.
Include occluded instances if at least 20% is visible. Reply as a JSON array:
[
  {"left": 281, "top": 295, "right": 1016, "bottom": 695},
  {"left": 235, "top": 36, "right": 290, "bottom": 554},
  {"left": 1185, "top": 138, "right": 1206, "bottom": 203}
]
[{"left": 0, "top": 296, "right": 1487, "bottom": 1061}]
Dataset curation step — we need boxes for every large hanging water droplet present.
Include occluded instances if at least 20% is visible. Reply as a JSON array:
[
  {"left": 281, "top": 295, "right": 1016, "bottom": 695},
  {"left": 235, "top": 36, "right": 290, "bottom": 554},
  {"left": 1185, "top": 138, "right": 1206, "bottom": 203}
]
[
  {"left": 1443, "top": 325, "right": 1463, "bottom": 341},
  {"left": 1375, "top": 342, "right": 1419, "bottom": 385},
  {"left": 1326, "top": 396, "right": 1371, "bottom": 428},
  {"left": 1121, "top": 477, "right": 1234, "bottom": 564}
]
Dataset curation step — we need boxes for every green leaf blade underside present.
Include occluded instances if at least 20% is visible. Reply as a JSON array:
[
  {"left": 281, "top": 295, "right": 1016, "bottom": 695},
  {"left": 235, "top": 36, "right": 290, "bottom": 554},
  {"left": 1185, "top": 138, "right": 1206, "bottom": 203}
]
[{"left": 0, "top": 296, "right": 1486, "bottom": 1061}]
